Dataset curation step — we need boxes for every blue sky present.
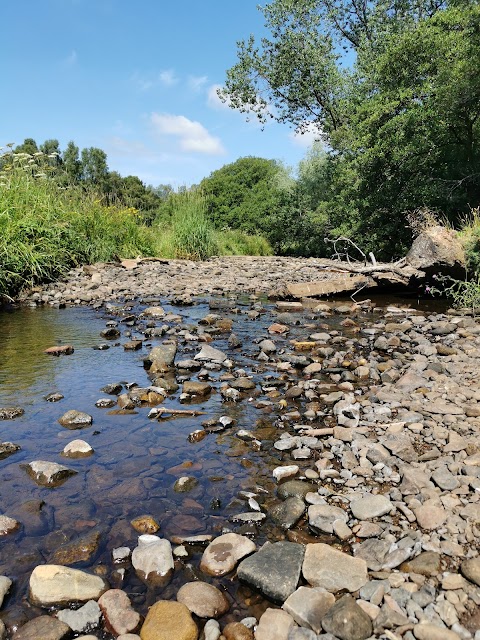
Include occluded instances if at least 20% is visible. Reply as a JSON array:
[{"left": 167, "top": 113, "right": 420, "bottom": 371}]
[{"left": 1, "top": 0, "right": 318, "bottom": 187}]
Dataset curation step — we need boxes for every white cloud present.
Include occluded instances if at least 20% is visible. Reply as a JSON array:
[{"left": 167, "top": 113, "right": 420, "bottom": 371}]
[
  {"left": 188, "top": 75, "right": 208, "bottom": 91},
  {"left": 289, "top": 122, "right": 323, "bottom": 148},
  {"left": 150, "top": 113, "right": 225, "bottom": 155},
  {"left": 207, "top": 84, "right": 231, "bottom": 110},
  {"left": 159, "top": 69, "right": 178, "bottom": 86}
]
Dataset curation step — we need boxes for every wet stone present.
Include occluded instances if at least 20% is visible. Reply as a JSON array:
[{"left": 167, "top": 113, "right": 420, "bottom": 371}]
[
  {"left": 176, "top": 581, "right": 230, "bottom": 619},
  {"left": 98, "top": 589, "right": 141, "bottom": 636},
  {"left": 29, "top": 565, "right": 108, "bottom": 607},
  {"left": 58, "top": 410, "right": 93, "bottom": 429},
  {"left": 321, "top": 594, "right": 374, "bottom": 640},
  {"left": 25, "top": 461, "right": 77, "bottom": 488},
  {"left": 0, "top": 515, "right": 20, "bottom": 536},
  {"left": 0, "top": 576, "right": 12, "bottom": 608},
  {"left": 56, "top": 599, "right": 101, "bottom": 633},
  {"left": 0, "top": 407, "right": 24, "bottom": 420},
  {"left": 49, "top": 529, "right": 101, "bottom": 565},
  {"left": 237, "top": 540, "right": 305, "bottom": 603},
  {"left": 13, "top": 615, "right": 71, "bottom": 640},
  {"left": 131, "top": 535, "right": 174, "bottom": 585},
  {"left": 269, "top": 497, "right": 305, "bottom": 530},
  {"left": 130, "top": 515, "right": 160, "bottom": 534},
  {"left": 62, "top": 439, "right": 94, "bottom": 458},
  {"left": 277, "top": 480, "right": 312, "bottom": 500},
  {"left": 174, "top": 477, "right": 199, "bottom": 492},
  {"left": 0, "top": 441, "right": 21, "bottom": 460},
  {"left": 200, "top": 533, "right": 256, "bottom": 576}
]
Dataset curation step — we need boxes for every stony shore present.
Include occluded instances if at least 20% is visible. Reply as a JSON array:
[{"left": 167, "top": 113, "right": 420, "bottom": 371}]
[{"left": 2, "top": 258, "right": 480, "bottom": 640}]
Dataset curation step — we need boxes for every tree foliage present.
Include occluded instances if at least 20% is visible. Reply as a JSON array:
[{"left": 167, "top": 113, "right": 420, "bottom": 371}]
[{"left": 221, "top": 0, "right": 480, "bottom": 258}]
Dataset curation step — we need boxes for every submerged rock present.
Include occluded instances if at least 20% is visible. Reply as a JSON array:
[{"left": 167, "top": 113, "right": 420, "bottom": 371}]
[
  {"left": 13, "top": 615, "right": 71, "bottom": 640},
  {"left": 0, "top": 407, "right": 24, "bottom": 420},
  {"left": 58, "top": 410, "right": 93, "bottom": 429},
  {"left": 25, "top": 461, "right": 77, "bottom": 488}
]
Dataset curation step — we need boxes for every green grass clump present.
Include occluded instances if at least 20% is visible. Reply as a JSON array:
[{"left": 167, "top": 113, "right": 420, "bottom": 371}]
[
  {"left": 216, "top": 229, "right": 273, "bottom": 256},
  {"left": 458, "top": 207, "right": 480, "bottom": 276},
  {"left": 168, "top": 191, "right": 218, "bottom": 260}
]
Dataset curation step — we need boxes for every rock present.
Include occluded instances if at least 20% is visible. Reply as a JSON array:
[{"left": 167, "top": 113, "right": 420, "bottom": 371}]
[
  {"left": 273, "top": 466, "right": 299, "bottom": 482},
  {"left": 308, "top": 504, "right": 348, "bottom": 534},
  {"left": 194, "top": 345, "right": 227, "bottom": 364},
  {"left": 413, "top": 622, "right": 462, "bottom": 640},
  {"left": 406, "top": 225, "right": 466, "bottom": 277},
  {"left": 131, "top": 515, "right": 160, "bottom": 534},
  {"left": 302, "top": 543, "right": 368, "bottom": 593},
  {"left": 131, "top": 535, "right": 174, "bottom": 585},
  {"left": 237, "top": 541, "right": 305, "bottom": 603},
  {"left": 200, "top": 533, "right": 256, "bottom": 576},
  {"left": 143, "top": 306, "right": 165, "bottom": 318},
  {"left": 58, "top": 410, "right": 93, "bottom": 429},
  {"left": 333, "top": 399, "right": 360, "bottom": 428},
  {"left": 13, "top": 615, "right": 71, "bottom": 640},
  {"left": 98, "top": 589, "right": 141, "bottom": 636},
  {"left": 400, "top": 551, "right": 441, "bottom": 576},
  {"left": 255, "top": 608, "right": 295, "bottom": 640},
  {"left": 222, "top": 621, "right": 253, "bottom": 640},
  {"left": 174, "top": 477, "right": 198, "bottom": 492},
  {"left": 25, "top": 461, "right": 77, "bottom": 488},
  {"left": 44, "top": 345, "right": 74, "bottom": 356},
  {"left": 414, "top": 501, "right": 447, "bottom": 530},
  {"left": 62, "top": 439, "right": 94, "bottom": 458},
  {"left": 176, "top": 582, "right": 230, "bottom": 618},
  {"left": 0, "top": 407, "right": 24, "bottom": 420},
  {"left": 49, "top": 530, "right": 101, "bottom": 565},
  {"left": 29, "top": 565, "right": 108, "bottom": 607},
  {"left": 0, "top": 576, "right": 12, "bottom": 608},
  {"left": 350, "top": 494, "right": 393, "bottom": 520},
  {"left": 56, "top": 599, "right": 101, "bottom": 632},
  {"left": 277, "top": 480, "right": 312, "bottom": 500},
  {"left": 0, "top": 515, "right": 20, "bottom": 535},
  {"left": 321, "top": 595, "right": 373, "bottom": 640},
  {"left": 0, "top": 441, "right": 21, "bottom": 459},
  {"left": 270, "top": 497, "right": 305, "bottom": 529},
  {"left": 146, "top": 343, "right": 177, "bottom": 371},
  {"left": 283, "top": 586, "right": 335, "bottom": 633},
  {"left": 461, "top": 557, "right": 480, "bottom": 586},
  {"left": 182, "top": 381, "right": 212, "bottom": 397},
  {"left": 140, "top": 600, "right": 198, "bottom": 640}
]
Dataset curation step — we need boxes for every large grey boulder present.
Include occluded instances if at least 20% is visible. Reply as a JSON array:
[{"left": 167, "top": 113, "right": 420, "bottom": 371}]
[{"left": 406, "top": 225, "right": 466, "bottom": 278}]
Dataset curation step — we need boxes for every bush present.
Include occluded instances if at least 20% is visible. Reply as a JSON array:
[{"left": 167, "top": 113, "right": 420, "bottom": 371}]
[{"left": 168, "top": 191, "right": 218, "bottom": 260}]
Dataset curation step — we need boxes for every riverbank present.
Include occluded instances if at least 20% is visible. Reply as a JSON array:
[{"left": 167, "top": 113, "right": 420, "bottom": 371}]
[{"left": 1, "top": 287, "right": 480, "bottom": 640}]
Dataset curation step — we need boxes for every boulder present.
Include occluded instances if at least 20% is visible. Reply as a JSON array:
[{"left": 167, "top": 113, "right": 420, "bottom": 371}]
[
  {"left": 29, "top": 565, "right": 108, "bottom": 607},
  {"left": 140, "top": 600, "right": 198, "bottom": 640},
  {"left": 406, "top": 225, "right": 466, "bottom": 278}
]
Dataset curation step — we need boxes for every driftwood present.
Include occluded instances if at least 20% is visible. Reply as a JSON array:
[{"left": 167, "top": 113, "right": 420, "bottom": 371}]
[{"left": 149, "top": 407, "right": 207, "bottom": 419}]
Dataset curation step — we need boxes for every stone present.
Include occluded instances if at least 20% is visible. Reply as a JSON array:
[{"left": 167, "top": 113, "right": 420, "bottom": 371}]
[
  {"left": 333, "top": 399, "right": 360, "bottom": 428},
  {"left": 98, "top": 589, "right": 141, "bottom": 636},
  {"left": 200, "top": 533, "right": 256, "bottom": 576},
  {"left": 182, "top": 381, "right": 212, "bottom": 396},
  {"left": 413, "top": 622, "right": 462, "bottom": 640},
  {"left": 322, "top": 595, "right": 373, "bottom": 640},
  {"left": 0, "top": 576, "right": 12, "bottom": 608},
  {"left": 308, "top": 504, "right": 348, "bottom": 534},
  {"left": 237, "top": 541, "right": 305, "bottom": 603},
  {"left": 255, "top": 608, "right": 295, "bottom": 640},
  {"left": 0, "top": 441, "right": 21, "bottom": 459},
  {"left": 44, "top": 345, "right": 74, "bottom": 356},
  {"left": 143, "top": 306, "right": 165, "bottom": 318},
  {"left": 461, "top": 557, "right": 480, "bottom": 586},
  {"left": 400, "top": 552, "right": 441, "bottom": 576},
  {"left": 354, "top": 539, "right": 391, "bottom": 571},
  {"left": 350, "top": 494, "right": 393, "bottom": 520},
  {"left": 174, "top": 477, "right": 198, "bottom": 492},
  {"left": 131, "top": 535, "right": 174, "bottom": 585},
  {"left": 273, "top": 466, "right": 299, "bottom": 482},
  {"left": 177, "top": 582, "right": 230, "bottom": 618},
  {"left": 194, "top": 345, "right": 227, "bottom": 364},
  {"left": 58, "top": 410, "right": 93, "bottom": 428},
  {"left": 146, "top": 343, "right": 177, "bottom": 371},
  {"left": 29, "top": 565, "right": 107, "bottom": 607},
  {"left": 25, "top": 461, "right": 77, "bottom": 488},
  {"left": 130, "top": 515, "right": 160, "bottom": 535},
  {"left": 56, "top": 599, "right": 101, "bottom": 632},
  {"left": 222, "top": 621, "right": 253, "bottom": 640},
  {"left": 406, "top": 225, "right": 466, "bottom": 278},
  {"left": 277, "top": 480, "right": 312, "bottom": 500},
  {"left": 283, "top": 586, "right": 335, "bottom": 633},
  {"left": 13, "top": 615, "right": 71, "bottom": 640},
  {"left": 0, "top": 515, "right": 20, "bottom": 535},
  {"left": 140, "top": 600, "right": 198, "bottom": 640},
  {"left": 303, "top": 544, "right": 368, "bottom": 593},
  {"left": 0, "top": 407, "right": 24, "bottom": 420},
  {"left": 414, "top": 501, "right": 447, "bottom": 530},
  {"left": 270, "top": 497, "right": 305, "bottom": 530},
  {"left": 62, "top": 439, "right": 94, "bottom": 458},
  {"left": 49, "top": 529, "right": 101, "bottom": 565}
]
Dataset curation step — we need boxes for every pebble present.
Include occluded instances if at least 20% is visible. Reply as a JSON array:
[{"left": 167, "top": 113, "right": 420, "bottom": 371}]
[{"left": 176, "top": 581, "right": 230, "bottom": 618}]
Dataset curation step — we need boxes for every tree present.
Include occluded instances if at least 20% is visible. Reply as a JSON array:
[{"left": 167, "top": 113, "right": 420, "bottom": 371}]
[
  {"left": 62, "top": 141, "right": 82, "bottom": 183},
  {"left": 14, "top": 138, "right": 39, "bottom": 155},
  {"left": 221, "top": 0, "right": 480, "bottom": 258},
  {"left": 80, "top": 147, "right": 109, "bottom": 188}
]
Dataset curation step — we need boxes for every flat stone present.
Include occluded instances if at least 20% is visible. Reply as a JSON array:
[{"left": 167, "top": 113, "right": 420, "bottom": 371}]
[
  {"left": 200, "top": 533, "right": 256, "bottom": 576},
  {"left": 44, "top": 345, "right": 74, "bottom": 356},
  {"left": 321, "top": 595, "right": 373, "bottom": 640},
  {"left": 0, "top": 515, "right": 20, "bottom": 535},
  {"left": 255, "top": 608, "right": 295, "bottom": 640},
  {"left": 25, "top": 461, "right": 77, "bottom": 488},
  {"left": 143, "top": 306, "right": 165, "bottom": 318},
  {"left": 350, "top": 494, "right": 393, "bottom": 520},
  {"left": 308, "top": 504, "right": 348, "bottom": 534},
  {"left": 273, "top": 466, "right": 299, "bottom": 482},
  {"left": 414, "top": 501, "right": 447, "bottom": 530},
  {"left": 13, "top": 615, "right": 71, "bottom": 640},
  {"left": 283, "top": 586, "right": 335, "bottom": 633},
  {"left": 140, "top": 600, "right": 198, "bottom": 640},
  {"left": 277, "top": 480, "right": 312, "bottom": 500},
  {"left": 270, "top": 497, "right": 305, "bottom": 530},
  {"left": 58, "top": 410, "right": 93, "bottom": 429},
  {"left": 461, "top": 557, "right": 480, "bottom": 586},
  {"left": 56, "top": 599, "right": 101, "bottom": 632},
  {"left": 49, "top": 529, "right": 101, "bottom": 565},
  {"left": 62, "top": 439, "right": 94, "bottom": 458},
  {"left": 182, "top": 381, "right": 212, "bottom": 396},
  {"left": 237, "top": 541, "right": 304, "bottom": 603},
  {"left": 98, "top": 589, "right": 141, "bottom": 636},
  {"left": 400, "top": 551, "right": 441, "bottom": 576},
  {"left": 303, "top": 543, "right": 368, "bottom": 593},
  {"left": 131, "top": 535, "right": 174, "bottom": 585},
  {"left": 29, "top": 565, "right": 108, "bottom": 607},
  {"left": 431, "top": 467, "right": 459, "bottom": 491},
  {"left": 354, "top": 539, "right": 391, "bottom": 571},
  {"left": 177, "top": 581, "right": 230, "bottom": 619},
  {"left": 413, "top": 622, "right": 461, "bottom": 640},
  {"left": 194, "top": 345, "right": 227, "bottom": 364}
]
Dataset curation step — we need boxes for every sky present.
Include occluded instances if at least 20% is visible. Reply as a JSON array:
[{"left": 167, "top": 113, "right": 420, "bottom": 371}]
[{"left": 0, "top": 0, "right": 319, "bottom": 188}]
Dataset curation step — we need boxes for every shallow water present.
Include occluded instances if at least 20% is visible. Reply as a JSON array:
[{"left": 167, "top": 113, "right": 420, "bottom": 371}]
[{"left": 0, "top": 293, "right": 447, "bottom": 631}]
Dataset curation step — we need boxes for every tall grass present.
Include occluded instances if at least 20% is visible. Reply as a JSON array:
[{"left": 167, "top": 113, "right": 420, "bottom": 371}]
[{"left": 169, "top": 191, "right": 218, "bottom": 260}]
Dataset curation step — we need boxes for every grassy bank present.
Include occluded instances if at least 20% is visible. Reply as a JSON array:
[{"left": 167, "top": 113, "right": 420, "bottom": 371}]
[{"left": 0, "top": 151, "right": 271, "bottom": 299}]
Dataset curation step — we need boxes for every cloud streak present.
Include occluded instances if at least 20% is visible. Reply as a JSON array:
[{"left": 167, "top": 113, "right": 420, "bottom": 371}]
[{"left": 150, "top": 112, "right": 225, "bottom": 155}]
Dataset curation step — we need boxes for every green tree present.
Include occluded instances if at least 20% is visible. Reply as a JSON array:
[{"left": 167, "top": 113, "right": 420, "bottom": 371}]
[
  {"left": 14, "top": 138, "right": 39, "bottom": 155},
  {"left": 62, "top": 141, "right": 82, "bottom": 183},
  {"left": 81, "top": 147, "right": 109, "bottom": 188}
]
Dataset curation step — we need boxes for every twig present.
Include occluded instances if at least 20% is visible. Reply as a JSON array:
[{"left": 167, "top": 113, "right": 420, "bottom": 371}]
[{"left": 149, "top": 407, "right": 207, "bottom": 419}]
